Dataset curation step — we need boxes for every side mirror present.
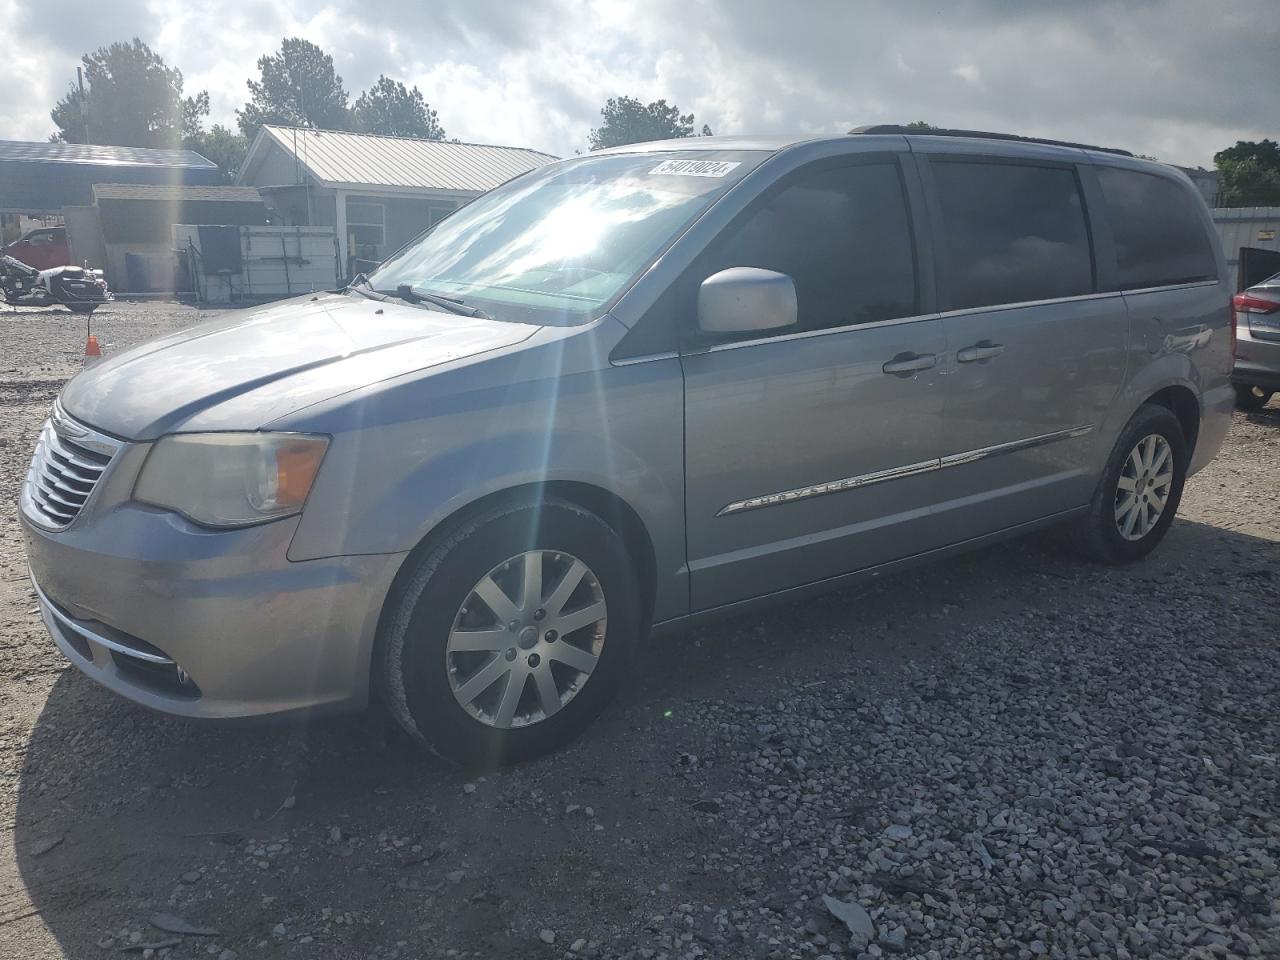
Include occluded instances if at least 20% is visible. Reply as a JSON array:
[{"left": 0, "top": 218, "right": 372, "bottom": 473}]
[{"left": 697, "top": 267, "right": 798, "bottom": 336}]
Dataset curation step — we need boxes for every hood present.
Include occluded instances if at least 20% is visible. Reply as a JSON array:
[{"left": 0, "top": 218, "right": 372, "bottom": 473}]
[{"left": 59, "top": 293, "right": 540, "bottom": 439}]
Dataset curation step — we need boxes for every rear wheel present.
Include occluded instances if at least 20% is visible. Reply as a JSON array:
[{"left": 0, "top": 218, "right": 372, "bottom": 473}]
[
  {"left": 1234, "top": 384, "right": 1274, "bottom": 411},
  {"left": 1071, "top": 404, "right": 1187, "bottom": 564},
  {"left": 377, "top": 498, "right": 639, "bottom": 766}
]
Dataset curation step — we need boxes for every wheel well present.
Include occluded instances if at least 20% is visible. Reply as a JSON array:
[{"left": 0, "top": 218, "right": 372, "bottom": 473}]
[
  {"left": 385, "top": 481, "right": 658, "bottom": 631},
  {"left": 1145, "top": 385, "right": 1200, "bottom": 455}
]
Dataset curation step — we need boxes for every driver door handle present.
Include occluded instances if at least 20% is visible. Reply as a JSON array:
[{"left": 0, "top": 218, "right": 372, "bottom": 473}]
[
  {"left": 882, "top": 352, "right": 938, "bottom": 375},
  {"left": 957, "top": 341, "right": 1006, "bottom": 363}
]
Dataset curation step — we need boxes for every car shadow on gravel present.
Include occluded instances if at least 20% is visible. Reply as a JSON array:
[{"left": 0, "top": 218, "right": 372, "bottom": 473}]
[
  {"left": 11, "top": 516, "right": 1278, "bottom": 956},
  {"left": 1242, "top": 404, "right": 1280, "bottom": 425}
]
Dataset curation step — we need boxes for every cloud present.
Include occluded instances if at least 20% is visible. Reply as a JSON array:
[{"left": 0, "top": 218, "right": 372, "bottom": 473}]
[{"left": 2, "top": 0, "right": 1275, "bottom": 167}]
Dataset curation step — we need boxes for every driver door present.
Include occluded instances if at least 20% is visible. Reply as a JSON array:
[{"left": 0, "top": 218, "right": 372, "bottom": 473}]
[{"left": 680, "top": 156, "right": 949, "bottom": 611}]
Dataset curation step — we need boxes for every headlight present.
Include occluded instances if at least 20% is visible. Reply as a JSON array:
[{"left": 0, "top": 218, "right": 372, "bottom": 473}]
[{"left": 135, "top": 433, "right": 329, "bottom": 528}]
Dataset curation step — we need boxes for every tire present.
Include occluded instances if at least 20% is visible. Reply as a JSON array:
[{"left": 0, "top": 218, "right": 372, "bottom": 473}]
[
  {"left": 376, "top": 497, "right": 640, "bottom": 766},
  {"left": 1071, "top": 403, "right": 1188, "bottom": 564},
  {"left": 67, "top": 303, "right": 97, "bottom": 315},
  {"left": 1234, "top": 384, "right": 1274, "bottom": 412}
]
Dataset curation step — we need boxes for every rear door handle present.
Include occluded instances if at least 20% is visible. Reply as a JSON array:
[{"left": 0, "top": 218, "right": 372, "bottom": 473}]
[
  {"left": 882, "top": 352, "right": 938, "bottom": 375},
  {"left": 957, "top": 341, "right": 1005, "bottom": 363}
]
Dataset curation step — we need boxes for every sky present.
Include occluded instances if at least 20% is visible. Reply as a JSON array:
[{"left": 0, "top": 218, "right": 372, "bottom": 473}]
[{"left": 1, "top": 0, "right": 1276, "bottom": 168}]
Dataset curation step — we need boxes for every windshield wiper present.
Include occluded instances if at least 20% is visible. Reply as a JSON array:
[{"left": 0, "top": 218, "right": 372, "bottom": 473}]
[
  {"left": 349, "top": 277, "right": 490, "bottom": 319},
  {"left": 348, "top": 275, "right": 392, "bottom": 301},
  {"left": 402, "top": 284, "right": 490, "bottom": 319}
]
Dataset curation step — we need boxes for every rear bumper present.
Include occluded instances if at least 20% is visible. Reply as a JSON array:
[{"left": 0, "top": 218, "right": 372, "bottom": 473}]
[
  {"left": 21, "top": 504, "right": 406, "bottom": 719},
  {"left": 1233, "top": 329, "right": 1280, "bottom": 390},
  {"left": 1232, "top": 363, "right": 1280, "bottom": 391}
]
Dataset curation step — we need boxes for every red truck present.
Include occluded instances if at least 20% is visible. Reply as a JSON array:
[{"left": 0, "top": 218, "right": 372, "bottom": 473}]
[{"left": 2, "top": 226, "right": 71, "bottom": 270}]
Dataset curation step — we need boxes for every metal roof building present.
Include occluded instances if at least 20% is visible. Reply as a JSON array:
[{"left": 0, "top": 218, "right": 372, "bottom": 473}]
[
  {"left": 237, "top": 125, "right": 558, "bottom": 275},
  {"left": 0, "top": 140, "right": 222, "bottom": 215},
  {"left": 1213, "top": 206, "right": 1280, "bottom": 290}
]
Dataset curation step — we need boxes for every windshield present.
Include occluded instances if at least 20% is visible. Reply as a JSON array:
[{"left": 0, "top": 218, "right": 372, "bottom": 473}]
[{"left": 367, "top": 151, "right": 764, "bottom": 324}]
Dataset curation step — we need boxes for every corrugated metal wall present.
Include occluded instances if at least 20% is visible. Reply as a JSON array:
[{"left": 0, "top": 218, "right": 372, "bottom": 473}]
[
  {"left": 1213, "top": 206, "right": 1280, "bottom": 290},
  {"left": 173, "top": 224, "right": 340, "bottom": 301}
]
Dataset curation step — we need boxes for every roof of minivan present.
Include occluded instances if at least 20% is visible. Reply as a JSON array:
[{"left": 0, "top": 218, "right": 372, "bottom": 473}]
[
  {"left": 591, "top": 135, "right": 816, "bottom": 155},
  {"left": 592, "top": 130, "right": 1141, "bottom": 162}
]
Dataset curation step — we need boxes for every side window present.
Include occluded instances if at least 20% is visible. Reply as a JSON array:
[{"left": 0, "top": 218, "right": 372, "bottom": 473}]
[
  {"left": 1096, "top": 167, "right": 1217, "bottom": 289},
  {"left": 931, "top": 160, "right": 1094, "bottom": 310},
  {"left": 709, "top": 162, "right": 917, "bottom": 332}
]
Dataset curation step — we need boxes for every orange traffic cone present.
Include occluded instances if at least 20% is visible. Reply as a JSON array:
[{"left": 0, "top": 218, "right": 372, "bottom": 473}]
[{"left": 84, "top": 334, "right": 102, "bottom": 366}]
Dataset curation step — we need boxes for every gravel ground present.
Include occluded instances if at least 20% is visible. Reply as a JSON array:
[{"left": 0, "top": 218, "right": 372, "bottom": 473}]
[{"left": 0, "top": 302, "right": 1278, "bottom": 960}]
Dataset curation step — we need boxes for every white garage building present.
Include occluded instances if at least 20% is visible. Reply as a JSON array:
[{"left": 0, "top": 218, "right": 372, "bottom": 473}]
[{"left": 237, "top": 125, "right": 557, "bottom": 277}]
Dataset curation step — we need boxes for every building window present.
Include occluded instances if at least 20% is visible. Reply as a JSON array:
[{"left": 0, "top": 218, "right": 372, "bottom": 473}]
[
  {"left": 346, "top": 198, "right": 385, "bottom": 250},
  {"left": 427, "top": 202, "right": 457, "bottom": 227}
]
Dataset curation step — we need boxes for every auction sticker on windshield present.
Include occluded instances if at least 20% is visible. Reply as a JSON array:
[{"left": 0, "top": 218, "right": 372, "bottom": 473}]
[{"left": 650, "top": 159, "right": 742, "bottom": 178}]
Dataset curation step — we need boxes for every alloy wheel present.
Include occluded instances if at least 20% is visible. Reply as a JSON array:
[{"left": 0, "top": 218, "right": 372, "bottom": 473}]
[
  {"left": 1114, "top": 433, "right": 1173, "bottom": 541},
  {"left": 445, "top": 550, "right": 607, "bottom": 729}
]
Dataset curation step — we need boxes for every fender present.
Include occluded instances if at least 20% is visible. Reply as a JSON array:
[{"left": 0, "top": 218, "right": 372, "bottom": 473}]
[
  {"left": 283, "top": 324, "right": 689, "bottom": 622},
  {"left": 1095, "top": 278, "right": 1232, "bottom": 476}
]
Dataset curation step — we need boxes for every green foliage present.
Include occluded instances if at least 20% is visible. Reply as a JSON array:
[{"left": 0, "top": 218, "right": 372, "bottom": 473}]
[
  {"left": 237, "top": 38, "right": 351, "bottom": 139},
  {"left": 352, "top": 76, "right": 446, "bottom": 139},
  {"left": 904, "top": 120, "right": 935, "bottom": 129},
  {"left": 187, "top": 125, "right": 249, "bottom": 182},
  {"left": 588, "top": 96, "right": 709, "bottom": 151},
  {"left": 50, "top": 38, "right": 208, "bottom": 148},
  {"left": 1215, "top": 140, "right": 1280, "bottom": 207}
]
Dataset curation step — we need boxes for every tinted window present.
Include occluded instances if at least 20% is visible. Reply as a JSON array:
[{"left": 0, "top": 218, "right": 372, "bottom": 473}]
[
  {"left": 932, "top": 161, "right": 1093, "bottom": 310},
  {"left": 1096, "top": 167, "right": 1217, "bottom": 289},
  {"left": 711, "top": 163, "right": 917, "bottom": 331}
]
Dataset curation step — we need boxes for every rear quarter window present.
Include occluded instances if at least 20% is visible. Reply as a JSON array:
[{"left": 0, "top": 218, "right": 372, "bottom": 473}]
[{"left": 1096, "top": 167, "right": 1218, "bottom": 289}]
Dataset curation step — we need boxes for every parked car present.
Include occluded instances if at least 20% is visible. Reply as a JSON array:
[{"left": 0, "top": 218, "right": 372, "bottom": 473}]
[
  {"left": 20, "top": 128, "right": 1233, "bottom": 763},
  {"left": 1232, "top": 270, "right": 1280, "bottom": 411},
  {"left": 3, "top": 225, "right": 71, "bottom": 271}
]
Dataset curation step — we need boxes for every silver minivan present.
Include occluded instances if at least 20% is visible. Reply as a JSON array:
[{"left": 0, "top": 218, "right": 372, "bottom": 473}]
[{"left": 21, "top": 128, "right": 1233, "bottom": 762}]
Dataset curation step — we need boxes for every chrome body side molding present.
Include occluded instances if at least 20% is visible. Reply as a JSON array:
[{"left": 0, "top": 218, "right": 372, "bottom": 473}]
[
  {"left": 938, "top": 424, "right": 1095, "bottom": 468},
  {"left": 717, "top": 424, "right": 1094, "bottom": 517}
]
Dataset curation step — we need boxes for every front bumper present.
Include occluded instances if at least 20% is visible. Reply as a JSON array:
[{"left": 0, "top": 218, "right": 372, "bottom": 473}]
[{"left": 22, "top": 492, "right": 406, "bottom": 720}]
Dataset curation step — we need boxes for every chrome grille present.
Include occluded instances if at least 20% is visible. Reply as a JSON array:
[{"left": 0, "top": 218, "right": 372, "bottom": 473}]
[{"left": 22, "top": 401, "right": 120, "bottom": 530}]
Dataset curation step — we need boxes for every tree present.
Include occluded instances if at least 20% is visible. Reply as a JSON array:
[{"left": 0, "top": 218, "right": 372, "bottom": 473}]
[
  {"left": 352, "top": 76, "right": 446, "bottom": 139},
  {"left": 50, "top": 38, "right": 209, "bottom": 148},
  {"left": 1215, "top": 140, "right": 1280, "bottom": 207},
  {"left": 588, "top": 96, "right": 709, "bottom": 150},
  {"left": 905, "top": 120, "right": 935, "bottom": 129},
  {"left": 237, "top": 38, "right": 350, "bottom": 139},
  {"left": 187, "top": 125, "right": 249, "bottom": 182}
]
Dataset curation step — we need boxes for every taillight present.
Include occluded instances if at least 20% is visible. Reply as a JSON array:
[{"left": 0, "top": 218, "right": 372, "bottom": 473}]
[
  {"left": 1233, "top": 292, "right": 1280, "bottom": 314},
  {"left": 1234, "top": 291, "right": 1280, "bottom": 349},
  {"left": 1230, "top": 301, "right": 1239, "bottom": 359}
]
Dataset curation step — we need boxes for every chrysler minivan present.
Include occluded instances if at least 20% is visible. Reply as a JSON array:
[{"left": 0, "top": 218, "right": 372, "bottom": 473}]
[{"left": 21, "top": 127, "right": 1233, "bottom": 762}]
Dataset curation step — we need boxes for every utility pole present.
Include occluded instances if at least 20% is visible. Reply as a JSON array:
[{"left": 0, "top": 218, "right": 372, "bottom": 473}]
[{"left": 77, "top": 66, "right": 89, "bottom": 143}]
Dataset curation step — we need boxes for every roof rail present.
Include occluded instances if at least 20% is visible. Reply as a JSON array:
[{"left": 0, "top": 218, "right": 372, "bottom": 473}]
[{"left": 849, "top": 124, "right": 1133, "bottom": 157}]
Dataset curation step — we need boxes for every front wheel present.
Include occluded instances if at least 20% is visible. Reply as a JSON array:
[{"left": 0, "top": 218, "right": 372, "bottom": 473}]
[
  {"left": 1071, "top": 404, "right": 1188, "bottom": 564},
  {"left": 1235, "top": 384, "right": 1274, "bottom": 411},
  {"left": 377, "top": 498, "right": 640, "bottom": 766}
]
